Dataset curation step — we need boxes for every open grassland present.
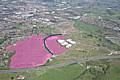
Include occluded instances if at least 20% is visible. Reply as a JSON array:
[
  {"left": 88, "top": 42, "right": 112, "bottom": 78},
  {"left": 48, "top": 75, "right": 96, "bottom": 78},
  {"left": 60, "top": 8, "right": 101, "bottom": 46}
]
[
  {"left": 36, "top": 64, "right": 84, "bottom": 80},
  {"left": 0, "top": 74, "right": 17, "bottom": 80}
]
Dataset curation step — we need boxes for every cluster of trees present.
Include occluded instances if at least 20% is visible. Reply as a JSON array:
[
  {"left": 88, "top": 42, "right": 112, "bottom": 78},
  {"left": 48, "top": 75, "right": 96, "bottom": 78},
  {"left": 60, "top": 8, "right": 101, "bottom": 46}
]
[{"left": 74, "top": 60, "right": 110, "bottom": 80}]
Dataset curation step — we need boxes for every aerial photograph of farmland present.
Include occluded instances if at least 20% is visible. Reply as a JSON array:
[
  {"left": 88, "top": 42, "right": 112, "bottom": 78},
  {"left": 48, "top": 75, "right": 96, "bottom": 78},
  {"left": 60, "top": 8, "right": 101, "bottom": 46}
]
[{"left": 0, "top": 0, "right": 120, "bottom": 80}]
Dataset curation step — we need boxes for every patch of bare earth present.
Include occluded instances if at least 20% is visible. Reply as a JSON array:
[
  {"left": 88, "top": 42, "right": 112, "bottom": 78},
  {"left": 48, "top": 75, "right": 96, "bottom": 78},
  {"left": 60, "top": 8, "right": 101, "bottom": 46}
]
[{"left": 56, "top": 21, "right": 77, "bottom": 35}]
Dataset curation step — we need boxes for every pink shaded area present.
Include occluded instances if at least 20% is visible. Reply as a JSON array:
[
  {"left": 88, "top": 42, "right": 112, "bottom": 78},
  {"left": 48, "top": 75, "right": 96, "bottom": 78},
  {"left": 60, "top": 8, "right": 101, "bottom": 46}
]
[
  {"left": 46, "top": 35, "right": 67, "bottom": 55},
  {"left": 5, "top": 45, "right": 15, "bottom": 51},
  {"left": 6, "top": 34, "right": 67, "bottom": 69},
  {"left": 9, "top": 35, "right": 52, "bottom": 69}
]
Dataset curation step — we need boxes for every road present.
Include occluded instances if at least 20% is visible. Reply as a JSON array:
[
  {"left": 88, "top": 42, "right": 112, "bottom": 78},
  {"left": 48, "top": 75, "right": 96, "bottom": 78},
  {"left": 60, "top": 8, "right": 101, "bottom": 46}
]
[{"left": 0, "top": 55, "right": 120, "bottom": 74}]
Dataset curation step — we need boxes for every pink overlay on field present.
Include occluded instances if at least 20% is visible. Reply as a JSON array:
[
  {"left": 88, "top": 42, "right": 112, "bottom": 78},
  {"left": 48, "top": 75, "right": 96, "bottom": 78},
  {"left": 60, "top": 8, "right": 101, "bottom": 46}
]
[
  {"left": 6, "top": 34, "right": 67, "bottom": 69},
  {"left": 45, "top": 36, "right": 67, "bottom": 55}
]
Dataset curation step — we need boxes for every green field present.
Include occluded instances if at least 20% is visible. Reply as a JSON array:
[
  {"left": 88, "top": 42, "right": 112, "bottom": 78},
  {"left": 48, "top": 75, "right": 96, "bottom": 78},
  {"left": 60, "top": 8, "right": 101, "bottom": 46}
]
[
  {"left": 0, "top": 74, "right": 17, "bottom": 80},
  {"left": 36, "top": 65, "right": 84, "bottom": 80},
  {"left": 74, "top": 21, "right": 101, "bottom": 33}
]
